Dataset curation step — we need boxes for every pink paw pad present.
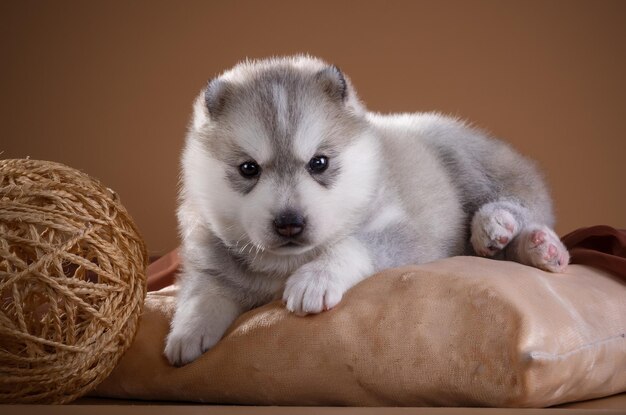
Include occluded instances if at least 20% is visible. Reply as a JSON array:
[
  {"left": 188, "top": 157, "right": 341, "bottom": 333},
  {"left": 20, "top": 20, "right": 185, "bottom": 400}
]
[
  {"left": 545, "top": 243, "right": 557, "bottom": 260},
  {"left": 526, "top": 228, "right": 569, "bottom": 273},
  {"left": 531, "top": 230, "right": 546, "bottom": 246},
  {"left": 497, "top": 235, "right": 510, "bottom": 245},
  {"left": 504, "top": 222, "right": 515, "bottom": 233}
]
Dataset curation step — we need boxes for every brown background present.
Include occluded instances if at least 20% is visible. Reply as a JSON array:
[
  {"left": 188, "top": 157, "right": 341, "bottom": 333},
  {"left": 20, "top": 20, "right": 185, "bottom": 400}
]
[{"left": 1, "top": 1, "right": 625, "bottom": 256}]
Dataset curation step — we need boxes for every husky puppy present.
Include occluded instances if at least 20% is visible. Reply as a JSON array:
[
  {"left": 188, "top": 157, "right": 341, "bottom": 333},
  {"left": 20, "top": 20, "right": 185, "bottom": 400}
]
[{"left": 165, "top": 56, "right": 569, "bottom": 366}]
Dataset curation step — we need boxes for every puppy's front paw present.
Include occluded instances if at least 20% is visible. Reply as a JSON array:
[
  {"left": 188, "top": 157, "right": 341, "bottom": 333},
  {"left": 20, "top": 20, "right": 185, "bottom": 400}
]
[
  {"left": 283, "top": 265, "right": 345, "bottom": 315},
  {"left": 164, "top": 283, "right": 242, "bottom": 366},
  {"left": 164, "top": 320, "right": 222, "bottom": 367}
]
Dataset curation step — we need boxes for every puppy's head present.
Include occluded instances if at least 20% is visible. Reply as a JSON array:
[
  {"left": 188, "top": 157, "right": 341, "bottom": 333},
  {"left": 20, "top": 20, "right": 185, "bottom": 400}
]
[{"left": 182, "top": 56, "right": 379, "bottom": 257}]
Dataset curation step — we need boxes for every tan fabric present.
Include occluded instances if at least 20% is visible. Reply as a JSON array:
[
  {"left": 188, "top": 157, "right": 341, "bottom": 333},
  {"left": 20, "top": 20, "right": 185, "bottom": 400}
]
[{"left": 92, "top": 256, "right": 626, "bottom": 407}]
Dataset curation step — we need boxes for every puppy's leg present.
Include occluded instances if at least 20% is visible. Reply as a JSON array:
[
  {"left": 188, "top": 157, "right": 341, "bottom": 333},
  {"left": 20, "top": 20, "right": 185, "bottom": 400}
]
[
  {"left": 283, "top": 237, "right": 374, "bottom": 315},
  {"left": 505, "top": 226, "right": 569, "bottom": 273},
  {"left": 164, "top": 272, "right": 242, "bottom": 366}
]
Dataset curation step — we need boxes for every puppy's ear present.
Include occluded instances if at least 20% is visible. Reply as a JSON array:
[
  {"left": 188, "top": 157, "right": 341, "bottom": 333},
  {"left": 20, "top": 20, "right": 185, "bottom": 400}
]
[
  {"left": 316, "top": 65, "right": 348, "bottom": 102},
  {"left": 204, "top": 78, "right": 231, "bottom": 117}
]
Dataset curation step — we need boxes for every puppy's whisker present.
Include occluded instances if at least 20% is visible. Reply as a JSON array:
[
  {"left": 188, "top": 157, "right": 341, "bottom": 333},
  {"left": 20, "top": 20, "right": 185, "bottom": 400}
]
[
  {"left": 252, "top": 246, "right": 260, "bottom": 262},
  {"left": 238, "top": 242, "right": 252, "bottom": 255},
  {"left": 229, "top": 232, "right": 250, "bottom": 252},
  {"left": 252, "top": 244, "right": 265, "bottom": 262}
]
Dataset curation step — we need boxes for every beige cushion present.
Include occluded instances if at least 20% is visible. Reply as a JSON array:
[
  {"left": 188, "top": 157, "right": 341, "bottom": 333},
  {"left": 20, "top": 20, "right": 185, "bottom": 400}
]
[{"left": 92, "top": 257, "right": 626, "bottom": 407}]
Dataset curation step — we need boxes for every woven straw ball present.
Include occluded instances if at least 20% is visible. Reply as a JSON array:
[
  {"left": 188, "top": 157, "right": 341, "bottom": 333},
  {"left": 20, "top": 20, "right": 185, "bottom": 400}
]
[{"left": 0, "top": 159, "right": 147, "bottom": 404}]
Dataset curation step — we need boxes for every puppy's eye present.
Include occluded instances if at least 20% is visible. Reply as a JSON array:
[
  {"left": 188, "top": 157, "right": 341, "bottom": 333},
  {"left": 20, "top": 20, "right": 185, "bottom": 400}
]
[
  {"left": 239, "top": 161, "right": 260, "bottom": 178},
  {"left": 308, "top": 155, "right": 328, "bottom": 173}
]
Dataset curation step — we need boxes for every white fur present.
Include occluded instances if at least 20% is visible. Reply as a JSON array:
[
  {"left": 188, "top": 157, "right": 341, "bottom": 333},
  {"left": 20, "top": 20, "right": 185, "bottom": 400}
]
[
  {"left": 296, "top": 133, "right": 381, "bottom": 246},
  {"left": 164, "top": 276, "right": 242, "bottom": 366},
  {"left": 179, "top": 139, "right": 240, "bottom": 245},
  {"left": 283, "top": 237, "right": 374, "bottom": 314},
  {"left": 292, "top": 107, "right": 328, "bottom": 161},
  {"left": 366, "top": 205, "right": 405, "bottom": 232}
]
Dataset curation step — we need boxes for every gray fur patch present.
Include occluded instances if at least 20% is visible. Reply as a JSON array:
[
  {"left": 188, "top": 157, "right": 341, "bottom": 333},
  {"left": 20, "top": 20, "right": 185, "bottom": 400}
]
[
  {"left": 316, "top": 65, "right": 348, "bottom": 102},
  {"left": 225, "top": 169, "right": 259, "bottom": 195},
  {"left": 198, "top": 235, "right": 285, "bottom": 309},
  {"left": 427, "top": 141, "right": 493, "bottom": 215},
  {"left": 356, "top": 222, "right": 422, "bottom": 270},
  {"left": 204, "top": 78, "right": 231, "bottom": 117}
]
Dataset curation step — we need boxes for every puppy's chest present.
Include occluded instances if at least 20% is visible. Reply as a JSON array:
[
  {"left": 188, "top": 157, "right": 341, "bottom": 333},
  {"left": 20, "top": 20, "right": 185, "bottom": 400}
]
[{"left": 226, "top": 267, "right": 286, "bottom": 308}]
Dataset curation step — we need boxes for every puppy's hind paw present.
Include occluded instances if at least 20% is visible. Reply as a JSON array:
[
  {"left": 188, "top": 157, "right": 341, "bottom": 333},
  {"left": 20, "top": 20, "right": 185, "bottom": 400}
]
[
  {"left": 517, "top": 226, "right": 570, "bottom": 273},
  {"left": 471, "top": 208, "right": 519, "bottom": 257}
]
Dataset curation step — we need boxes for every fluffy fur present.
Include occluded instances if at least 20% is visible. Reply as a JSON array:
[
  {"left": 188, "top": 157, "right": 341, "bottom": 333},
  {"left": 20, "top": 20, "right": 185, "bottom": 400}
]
[{"left": 165, "top": 56, "right": 569, "bottom": 366}]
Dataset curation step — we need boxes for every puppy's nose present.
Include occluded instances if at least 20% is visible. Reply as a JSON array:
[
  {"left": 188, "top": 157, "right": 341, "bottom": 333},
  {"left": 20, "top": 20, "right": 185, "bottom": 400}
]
[{"left": 274, "top": 211, "right": 306, "bottom": 237}]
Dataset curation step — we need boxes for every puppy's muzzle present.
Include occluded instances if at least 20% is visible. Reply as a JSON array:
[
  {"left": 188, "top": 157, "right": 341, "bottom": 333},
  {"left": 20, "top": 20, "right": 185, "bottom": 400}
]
[{"left": 274, "top": 210, "right": 306, "bottom": 238}]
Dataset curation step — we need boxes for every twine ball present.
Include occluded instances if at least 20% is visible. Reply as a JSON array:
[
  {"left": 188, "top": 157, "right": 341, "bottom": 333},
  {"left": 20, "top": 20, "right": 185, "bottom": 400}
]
[{"left": 0, "top": 159, "right": 147, "bottom": 404}]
